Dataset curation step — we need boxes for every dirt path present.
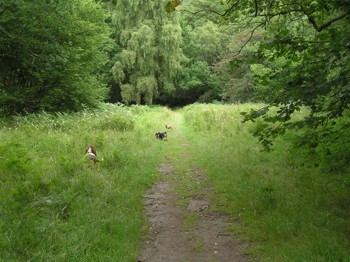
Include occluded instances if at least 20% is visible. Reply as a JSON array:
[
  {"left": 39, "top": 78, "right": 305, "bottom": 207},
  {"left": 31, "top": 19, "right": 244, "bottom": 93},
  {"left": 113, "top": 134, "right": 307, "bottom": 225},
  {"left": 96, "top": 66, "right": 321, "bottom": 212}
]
[{"left": 138, "top": 113, "right": 248, "bottom": 262}]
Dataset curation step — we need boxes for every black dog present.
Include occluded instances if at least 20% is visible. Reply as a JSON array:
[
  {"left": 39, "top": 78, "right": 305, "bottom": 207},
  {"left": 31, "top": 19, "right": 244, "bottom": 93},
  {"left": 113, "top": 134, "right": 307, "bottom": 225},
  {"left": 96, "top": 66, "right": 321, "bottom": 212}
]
[{"left": 155, "top": 131, "right": 167, "bottom": 141}]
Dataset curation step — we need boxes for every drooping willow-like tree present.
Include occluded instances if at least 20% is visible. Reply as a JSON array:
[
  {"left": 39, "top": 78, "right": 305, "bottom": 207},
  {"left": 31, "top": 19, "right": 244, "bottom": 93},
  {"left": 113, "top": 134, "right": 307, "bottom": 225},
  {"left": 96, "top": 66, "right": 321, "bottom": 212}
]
[{"left": 112, "top": 0, "right": 186, "bottom": 105}]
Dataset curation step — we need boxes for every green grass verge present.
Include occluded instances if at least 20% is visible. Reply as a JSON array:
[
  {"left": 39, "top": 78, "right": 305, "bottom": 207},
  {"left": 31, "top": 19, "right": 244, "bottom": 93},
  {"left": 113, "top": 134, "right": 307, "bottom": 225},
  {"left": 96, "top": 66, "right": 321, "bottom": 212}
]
[
  {"left": 2, "top": 103, "right": 349, "bottom": 261},
  {"left": 0, "top": 104, "right": 174, "bottom": 261},
  {"left": 181, "top": 103, "right": 350, "bottom": 261}
]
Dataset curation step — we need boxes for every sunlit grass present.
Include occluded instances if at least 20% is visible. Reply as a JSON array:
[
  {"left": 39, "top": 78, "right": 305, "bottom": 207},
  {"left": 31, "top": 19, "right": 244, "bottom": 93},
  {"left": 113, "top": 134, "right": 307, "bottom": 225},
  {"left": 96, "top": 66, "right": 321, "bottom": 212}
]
[
  {"left": 1, "top": 103, "right": 349, "bottom": 261},
  {"left": 0, "top": 104, "right": 173, "bottom": 261},
  {"left": 182, "top": 103, "right": 350, "bottom": 261}
]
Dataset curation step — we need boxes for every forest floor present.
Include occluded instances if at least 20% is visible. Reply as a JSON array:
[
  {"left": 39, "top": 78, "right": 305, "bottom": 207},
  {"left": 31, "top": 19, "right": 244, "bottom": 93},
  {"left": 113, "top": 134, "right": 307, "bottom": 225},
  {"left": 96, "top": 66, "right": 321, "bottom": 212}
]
[{"left": 138, "top": 112, "right": 249, "bottom": 262}]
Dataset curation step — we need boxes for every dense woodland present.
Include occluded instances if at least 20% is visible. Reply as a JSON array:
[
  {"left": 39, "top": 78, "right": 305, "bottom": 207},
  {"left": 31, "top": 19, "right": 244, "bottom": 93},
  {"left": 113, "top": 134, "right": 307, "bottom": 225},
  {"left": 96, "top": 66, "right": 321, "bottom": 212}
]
[{"left": 1, "top": 0, "right": 350, "bottom": 167}]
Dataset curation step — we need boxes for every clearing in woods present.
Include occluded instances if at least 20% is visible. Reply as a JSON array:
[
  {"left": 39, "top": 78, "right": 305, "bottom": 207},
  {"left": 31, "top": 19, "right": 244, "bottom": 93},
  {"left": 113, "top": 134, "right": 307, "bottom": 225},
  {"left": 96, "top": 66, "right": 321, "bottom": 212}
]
[{"left": 138, "top": 112, "right": 249, "bottom": 262}]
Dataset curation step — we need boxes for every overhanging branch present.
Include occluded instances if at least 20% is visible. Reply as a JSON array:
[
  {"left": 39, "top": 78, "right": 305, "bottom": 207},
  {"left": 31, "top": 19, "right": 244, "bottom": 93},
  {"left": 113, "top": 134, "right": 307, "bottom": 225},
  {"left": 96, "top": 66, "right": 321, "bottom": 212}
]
[
  {"left": 0, "top": 6, "right": 10, "bottom": 16},
  {"left": 180, "top": 0, "right": 240, "bottom": 22},
  {"left": 307, "top": 13, "right": 349, "bottom": 32},
  {"left": 232, "top": 22, "right": 264, "bottom": 57}
]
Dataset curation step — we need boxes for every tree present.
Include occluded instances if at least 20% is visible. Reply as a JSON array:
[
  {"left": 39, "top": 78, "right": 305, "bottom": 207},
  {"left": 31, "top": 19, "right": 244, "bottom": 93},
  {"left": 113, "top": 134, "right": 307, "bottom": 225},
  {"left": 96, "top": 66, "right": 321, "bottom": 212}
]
[
  {"left": 0, "top": 0, "right": 109, "bottom": 115},
  {"left": 171, "top": 0, "right": 350, "bottom": 169},
  {"left": 169, "top": 0, "right": 240, "bottom": 105},
  {"left": 111, "top": 0, "right": 185, "bottom": 105},
  {"left": 214, "top": 29, "right": 262, "bottom": 103},
  {"left": 229, "top": 0, "right": 350, "bottom": 169}
]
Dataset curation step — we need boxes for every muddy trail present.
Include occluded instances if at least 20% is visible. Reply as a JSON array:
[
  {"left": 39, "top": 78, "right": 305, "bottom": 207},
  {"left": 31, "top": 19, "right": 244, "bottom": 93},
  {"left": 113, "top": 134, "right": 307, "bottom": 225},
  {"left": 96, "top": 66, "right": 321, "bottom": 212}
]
[{"left": 138, "top": 113, "right": 248, "bottom": 262}]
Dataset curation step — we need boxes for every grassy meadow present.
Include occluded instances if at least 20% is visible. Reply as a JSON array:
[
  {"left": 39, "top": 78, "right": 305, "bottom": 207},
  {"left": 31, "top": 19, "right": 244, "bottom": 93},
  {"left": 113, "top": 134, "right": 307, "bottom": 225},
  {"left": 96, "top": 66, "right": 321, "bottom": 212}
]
[
  {"left": 182, "top": 103, "right": 350, "bottom": 261},
  {"left": 0, "top": 104, "right": 173, "bottom": 261},
  {"left": 1, "top": 103, "right": 350, "bottom": 261}
]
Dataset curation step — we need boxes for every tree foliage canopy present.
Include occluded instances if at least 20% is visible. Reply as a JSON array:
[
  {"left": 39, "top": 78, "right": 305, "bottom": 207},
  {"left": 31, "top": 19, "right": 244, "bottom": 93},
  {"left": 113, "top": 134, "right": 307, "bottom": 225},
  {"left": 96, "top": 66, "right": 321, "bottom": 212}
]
[
  {"left": 111, "top": 0, "right": 185, "bottom": 105},
  {"left": 168, "top": 0, "right": 350, "bottom": 168},
  {"left": 0, "top": 0, "right": 109, "bottom": 114},
  {"left": 220, "top": 0, "right": 350, "bottom": 168}
]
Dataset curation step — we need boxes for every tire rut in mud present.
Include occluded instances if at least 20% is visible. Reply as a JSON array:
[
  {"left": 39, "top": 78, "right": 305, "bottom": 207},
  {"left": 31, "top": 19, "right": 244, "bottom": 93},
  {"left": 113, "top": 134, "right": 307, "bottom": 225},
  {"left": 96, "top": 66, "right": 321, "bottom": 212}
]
[{"left": 138, "top": 161, "right": 248, "bottom": 262}]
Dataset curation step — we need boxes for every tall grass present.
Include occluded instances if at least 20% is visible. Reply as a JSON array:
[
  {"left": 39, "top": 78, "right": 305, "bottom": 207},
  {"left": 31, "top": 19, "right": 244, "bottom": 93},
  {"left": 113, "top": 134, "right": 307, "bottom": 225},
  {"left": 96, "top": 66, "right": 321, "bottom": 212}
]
[
  {"left": 2, "top": 103, "right": 349, "bottom": 261},
  {"left": 0, "top": 104, "right": 173, "bottom": 261},
  {"left": 182, "top": 103, "right": 350, "bottom": 261}
]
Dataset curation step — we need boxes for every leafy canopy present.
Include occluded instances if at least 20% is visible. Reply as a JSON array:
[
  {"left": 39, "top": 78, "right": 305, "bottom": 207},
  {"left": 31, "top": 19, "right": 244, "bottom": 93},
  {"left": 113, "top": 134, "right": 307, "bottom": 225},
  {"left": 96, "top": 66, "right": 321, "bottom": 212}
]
[
  {"left": 111, "top": 0, "right": 185, "bottom": 105},
  {"left": 229, "top": 0, "right": 350, "bottom": 168},
  {"left": 170, "top": 0, "right": 350, "bottom": 169},
  {"left": 0, "top": 0, "right": 109, "bottom": 115}
]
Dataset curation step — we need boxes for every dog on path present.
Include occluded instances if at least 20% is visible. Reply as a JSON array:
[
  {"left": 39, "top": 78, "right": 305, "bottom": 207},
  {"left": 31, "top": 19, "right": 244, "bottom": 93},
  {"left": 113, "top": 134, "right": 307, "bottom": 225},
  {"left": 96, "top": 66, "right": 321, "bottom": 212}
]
[{"left": 155, "top": 131, "right": 167, "bottom": 141}]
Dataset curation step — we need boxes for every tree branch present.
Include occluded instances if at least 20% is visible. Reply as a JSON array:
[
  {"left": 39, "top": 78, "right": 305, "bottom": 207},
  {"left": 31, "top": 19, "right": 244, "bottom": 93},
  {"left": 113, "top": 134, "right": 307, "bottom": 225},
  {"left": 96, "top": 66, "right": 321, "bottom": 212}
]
[
  {"left": 256, "top": 9, "right": 304, "bottom": 18},
  {"left": 254, "top": 0, "right": 258, "bottom": 17},
  {"left": 232, "top": 22, "right": 264, "bottom": 57},
  {"left": 181, "top": 9, "right": 219, "bottom": 24},
  {"left": 0, "top": 6, "right": 10, "bottom": 16},
  {"left": 183, "top": 0, "right": 241, "bottom": 20},
  {"left": 307, "top": 13, "right": 349, "bottom": 32},
  {"left": 222, "top": 0, "right": 241, "bottom": 16}
]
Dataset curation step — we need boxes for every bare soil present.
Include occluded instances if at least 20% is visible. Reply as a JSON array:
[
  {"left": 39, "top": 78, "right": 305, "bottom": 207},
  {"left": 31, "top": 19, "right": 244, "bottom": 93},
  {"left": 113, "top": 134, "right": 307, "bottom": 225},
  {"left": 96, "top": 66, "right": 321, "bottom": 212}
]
[{"left": 138, "top": 115, "right": 249, "bottom": 262}]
